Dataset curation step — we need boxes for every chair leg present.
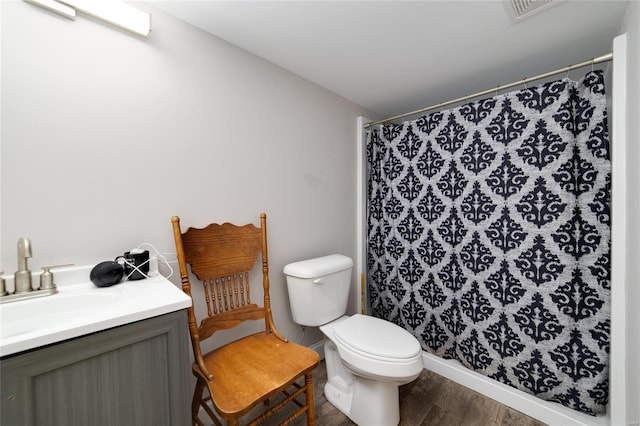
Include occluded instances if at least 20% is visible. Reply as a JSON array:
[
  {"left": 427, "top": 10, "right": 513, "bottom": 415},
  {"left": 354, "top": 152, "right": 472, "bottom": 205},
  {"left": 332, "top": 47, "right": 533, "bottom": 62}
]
[
  {"left": 192, "top": 379, "right": 205, "bottom": 425},
  {"left": 305, "top": 372, "right": 316, "bottom": 426}
]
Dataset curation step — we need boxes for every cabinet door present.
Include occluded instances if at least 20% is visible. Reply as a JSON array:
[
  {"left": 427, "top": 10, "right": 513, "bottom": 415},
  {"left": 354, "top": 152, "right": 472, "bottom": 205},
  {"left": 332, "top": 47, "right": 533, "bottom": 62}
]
[{"left": 1, "top": 310, "right": 190, "bottom": 426}]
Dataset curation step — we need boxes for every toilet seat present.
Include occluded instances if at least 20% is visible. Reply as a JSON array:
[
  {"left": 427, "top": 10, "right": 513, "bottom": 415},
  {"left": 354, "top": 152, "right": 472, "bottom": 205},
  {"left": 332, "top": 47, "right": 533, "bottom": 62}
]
[
  {"left": 333, "top": 314, "right": 421, "bottom": 361},
  {"left": 324, "top": 314, "right": 423, "bottom": 382}
]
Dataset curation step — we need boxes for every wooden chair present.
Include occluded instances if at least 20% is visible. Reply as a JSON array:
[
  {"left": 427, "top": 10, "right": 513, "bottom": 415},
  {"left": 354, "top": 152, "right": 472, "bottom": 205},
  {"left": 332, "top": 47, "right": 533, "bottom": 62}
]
[{"left": 171, "top": 213, "right": 319, "bottom": 426}]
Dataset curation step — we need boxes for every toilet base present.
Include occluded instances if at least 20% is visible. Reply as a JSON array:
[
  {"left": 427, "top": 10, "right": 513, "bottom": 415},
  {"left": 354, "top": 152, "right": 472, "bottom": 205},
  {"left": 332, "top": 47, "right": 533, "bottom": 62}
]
[
  {"left": 323, "top": 340, "right": 402, "bottom": 426},
  {"left": 324, "top": 381, "right": 353, "bottom": 417},
  {"left": 325, "top": 375, "right": 400, "bottom": 426}
]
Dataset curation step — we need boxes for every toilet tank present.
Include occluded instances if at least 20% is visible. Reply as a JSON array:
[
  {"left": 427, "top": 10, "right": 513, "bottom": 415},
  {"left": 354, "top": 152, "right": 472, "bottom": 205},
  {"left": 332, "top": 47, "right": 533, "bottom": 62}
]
[{"left": 283, "top": 254, "right": 353, "bottom": 327}]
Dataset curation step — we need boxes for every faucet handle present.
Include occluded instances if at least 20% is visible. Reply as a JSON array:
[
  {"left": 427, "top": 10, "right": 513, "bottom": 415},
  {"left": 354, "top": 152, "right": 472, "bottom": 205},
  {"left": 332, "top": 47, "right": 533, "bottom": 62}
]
[{"left": 39, "top": 264, "right": 74, "bottom": 290}]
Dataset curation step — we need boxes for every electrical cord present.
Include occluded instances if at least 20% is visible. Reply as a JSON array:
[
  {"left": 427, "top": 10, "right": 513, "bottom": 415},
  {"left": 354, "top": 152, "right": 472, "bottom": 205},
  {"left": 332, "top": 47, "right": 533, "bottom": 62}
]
[
  {"left": 117, "top": 243, "right": 174, "bottom": 281},
  {"left": 136, "top": 242, "right": 174, "bottom": 279}
]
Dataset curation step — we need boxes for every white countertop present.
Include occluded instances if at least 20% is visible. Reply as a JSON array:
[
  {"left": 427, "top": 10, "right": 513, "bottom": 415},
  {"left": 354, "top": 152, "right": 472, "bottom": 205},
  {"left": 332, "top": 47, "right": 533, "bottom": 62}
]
[{"left": 0, "top": 266, "right": 191, "bottom": 357}]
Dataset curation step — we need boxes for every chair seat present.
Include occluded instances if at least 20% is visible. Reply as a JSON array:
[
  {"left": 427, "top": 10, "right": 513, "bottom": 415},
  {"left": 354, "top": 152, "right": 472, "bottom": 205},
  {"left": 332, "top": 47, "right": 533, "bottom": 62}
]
[{"left": 196, "top": 332, "right": 320, "bottom": 418}]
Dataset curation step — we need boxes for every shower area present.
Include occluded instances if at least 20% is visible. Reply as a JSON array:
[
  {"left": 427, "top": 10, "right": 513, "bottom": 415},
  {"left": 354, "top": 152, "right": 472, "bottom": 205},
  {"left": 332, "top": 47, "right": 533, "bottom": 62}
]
[{"left": 358, "top": 35, "right": 628, "bottom": 426}]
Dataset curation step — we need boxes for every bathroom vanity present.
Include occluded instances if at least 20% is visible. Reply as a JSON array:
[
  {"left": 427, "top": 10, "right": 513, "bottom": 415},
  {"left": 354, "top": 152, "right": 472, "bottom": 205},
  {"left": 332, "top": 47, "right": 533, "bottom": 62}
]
[{"left": 0, "top": 267, "right": 192, "bottom": 426}]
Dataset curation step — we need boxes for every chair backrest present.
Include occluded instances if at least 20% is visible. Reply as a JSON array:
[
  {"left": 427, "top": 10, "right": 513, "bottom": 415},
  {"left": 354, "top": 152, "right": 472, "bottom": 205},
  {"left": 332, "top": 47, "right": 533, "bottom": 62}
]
[{"left": 172, "top": 214, "right": 277, "bottom": 368}]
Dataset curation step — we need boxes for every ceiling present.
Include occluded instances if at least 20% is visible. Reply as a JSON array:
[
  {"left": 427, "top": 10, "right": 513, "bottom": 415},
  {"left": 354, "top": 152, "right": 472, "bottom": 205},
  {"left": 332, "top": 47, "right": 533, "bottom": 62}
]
[{"left": 150, "top": 1, "right": 628, "bottom": 120}]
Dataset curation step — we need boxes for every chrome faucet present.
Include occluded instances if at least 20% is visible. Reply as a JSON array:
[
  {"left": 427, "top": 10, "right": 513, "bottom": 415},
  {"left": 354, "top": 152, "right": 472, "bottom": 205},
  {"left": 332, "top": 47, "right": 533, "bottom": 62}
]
[
  {"left": 1, "top": 239, "right": 69, "bottom": 304},
  {"left": 14, "top": 237, "right": 33, "bottom": 294},
  {"left": 0, "top": 240, "right": 72, "bottom": 303}
]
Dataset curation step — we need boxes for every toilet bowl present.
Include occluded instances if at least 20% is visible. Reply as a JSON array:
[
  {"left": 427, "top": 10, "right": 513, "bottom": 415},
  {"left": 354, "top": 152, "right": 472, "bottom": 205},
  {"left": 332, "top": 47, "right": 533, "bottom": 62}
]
[
  {"left": 320, "top": 314, "right": 423, "bottom": 426},
  {"left": 284, "top": 255, "right": 423, "bottom": 426}
]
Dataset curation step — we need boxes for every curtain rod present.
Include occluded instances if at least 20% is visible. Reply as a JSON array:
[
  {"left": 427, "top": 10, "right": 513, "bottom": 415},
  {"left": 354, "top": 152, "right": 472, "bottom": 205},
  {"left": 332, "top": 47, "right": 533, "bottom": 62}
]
[{"left": 364, "top": 52, "right": 613, "bottom": 129}]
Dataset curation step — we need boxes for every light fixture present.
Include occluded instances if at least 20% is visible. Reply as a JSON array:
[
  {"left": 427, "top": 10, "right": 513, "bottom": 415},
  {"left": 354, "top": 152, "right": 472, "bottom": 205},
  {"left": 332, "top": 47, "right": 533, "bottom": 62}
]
[
  {"left": 25, "top": 0, "right": 76, "bottom": 19},
  {"left": 24, "top": 0, "right": 151, "bottom": 37}
]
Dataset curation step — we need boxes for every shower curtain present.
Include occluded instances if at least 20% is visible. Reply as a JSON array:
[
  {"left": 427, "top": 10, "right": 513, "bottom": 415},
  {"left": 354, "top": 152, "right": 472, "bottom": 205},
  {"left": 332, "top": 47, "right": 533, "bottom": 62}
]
[{"left": 367, "top": 71, "right": 610, "bottom": 415}]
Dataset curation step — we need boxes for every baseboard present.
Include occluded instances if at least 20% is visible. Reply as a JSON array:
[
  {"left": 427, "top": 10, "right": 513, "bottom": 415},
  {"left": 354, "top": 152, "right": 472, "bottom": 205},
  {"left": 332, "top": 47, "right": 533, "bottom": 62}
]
[
  {"left": 422, "top": 352, "right": 608, "bottom": 426},
  {"left": 309, "top": 339, "right": 325, "bottom": 360}
]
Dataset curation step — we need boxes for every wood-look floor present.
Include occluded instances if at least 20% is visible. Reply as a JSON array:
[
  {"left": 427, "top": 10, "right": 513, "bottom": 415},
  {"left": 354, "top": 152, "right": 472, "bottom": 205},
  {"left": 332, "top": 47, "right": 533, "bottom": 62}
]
[
  {"left": 309, "top": 360, "right": 546, "bottom": 426},
  {"left": 207, "top": 360, "right": 547, "bottom": 426}
]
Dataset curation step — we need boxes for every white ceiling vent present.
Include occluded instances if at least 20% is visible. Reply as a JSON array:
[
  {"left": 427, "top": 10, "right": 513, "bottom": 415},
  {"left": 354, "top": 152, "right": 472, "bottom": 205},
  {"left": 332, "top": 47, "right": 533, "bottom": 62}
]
[{"left": 507, "top": 0, "right": 566, "bottom": 22}]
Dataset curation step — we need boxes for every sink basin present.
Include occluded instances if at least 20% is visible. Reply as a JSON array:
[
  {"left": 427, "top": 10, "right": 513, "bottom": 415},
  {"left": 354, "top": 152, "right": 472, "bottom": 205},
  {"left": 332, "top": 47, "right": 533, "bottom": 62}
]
[
  {"left": 0, "top": 266, "right": 191, "bottom": 357},
  {"left": 0, "top": 288, "right": 121, "bottom": 340}
]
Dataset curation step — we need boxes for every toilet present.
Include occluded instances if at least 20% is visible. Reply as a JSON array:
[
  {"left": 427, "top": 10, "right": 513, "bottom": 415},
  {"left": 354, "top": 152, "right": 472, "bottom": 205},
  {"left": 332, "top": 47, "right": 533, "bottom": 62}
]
[{"left": 284, "top": 254, "right": 423, "bottom": 426}]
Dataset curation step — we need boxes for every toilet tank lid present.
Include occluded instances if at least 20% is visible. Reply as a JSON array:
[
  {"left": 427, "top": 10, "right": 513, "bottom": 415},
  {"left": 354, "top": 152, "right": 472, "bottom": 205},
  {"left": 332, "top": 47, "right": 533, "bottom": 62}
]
[{"left": 283, "top": 254, "right": 353, "bottom": 278}]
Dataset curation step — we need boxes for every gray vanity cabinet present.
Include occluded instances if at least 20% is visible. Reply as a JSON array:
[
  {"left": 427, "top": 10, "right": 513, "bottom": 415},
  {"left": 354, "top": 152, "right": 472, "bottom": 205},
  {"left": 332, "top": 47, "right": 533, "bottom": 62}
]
[{"left": 1, "top": 310, "right": 191, "bottom": 426}]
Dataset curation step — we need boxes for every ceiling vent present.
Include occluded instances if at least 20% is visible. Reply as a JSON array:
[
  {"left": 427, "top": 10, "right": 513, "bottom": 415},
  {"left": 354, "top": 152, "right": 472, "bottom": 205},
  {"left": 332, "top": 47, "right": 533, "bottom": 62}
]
[{"left": 507, "top": 0, "right": 566, "bottom": 22}]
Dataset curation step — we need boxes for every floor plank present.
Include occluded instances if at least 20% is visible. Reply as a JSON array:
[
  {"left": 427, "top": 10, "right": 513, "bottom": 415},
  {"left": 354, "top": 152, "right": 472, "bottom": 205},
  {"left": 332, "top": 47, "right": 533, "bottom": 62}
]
[{"left": 201, "top": 360, "right": 547, "bottom": 426}]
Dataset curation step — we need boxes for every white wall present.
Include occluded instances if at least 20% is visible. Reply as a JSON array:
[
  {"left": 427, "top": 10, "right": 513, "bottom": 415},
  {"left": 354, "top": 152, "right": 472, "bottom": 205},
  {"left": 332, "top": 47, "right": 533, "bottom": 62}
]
[
  {"left": 619, "top": 1, "right": 640, "bottom": 424},
  {"left": 0, "top": 2, "right": 373, "bottom": 349}
]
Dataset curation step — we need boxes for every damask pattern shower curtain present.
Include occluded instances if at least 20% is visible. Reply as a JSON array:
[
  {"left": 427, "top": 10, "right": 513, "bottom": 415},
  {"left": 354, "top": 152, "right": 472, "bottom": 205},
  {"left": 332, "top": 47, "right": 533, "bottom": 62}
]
[{"left": 367, "top": 71, "right": 610, "bottom": 415}]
